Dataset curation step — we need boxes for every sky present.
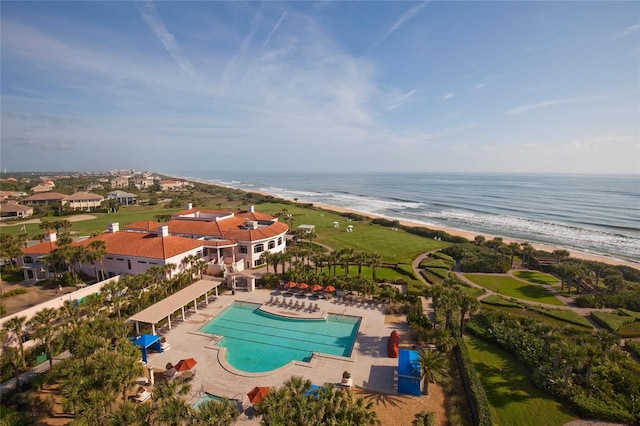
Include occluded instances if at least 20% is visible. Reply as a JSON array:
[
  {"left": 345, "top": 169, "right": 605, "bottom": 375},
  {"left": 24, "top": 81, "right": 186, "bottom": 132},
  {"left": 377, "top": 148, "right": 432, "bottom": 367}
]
[{"left": 1, "top": 1, "right": 639, "bottom": 174}]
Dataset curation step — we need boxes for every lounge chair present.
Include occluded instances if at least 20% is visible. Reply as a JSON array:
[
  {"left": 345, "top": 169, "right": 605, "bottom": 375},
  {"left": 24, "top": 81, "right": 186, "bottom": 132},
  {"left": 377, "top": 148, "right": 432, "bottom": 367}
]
[
  {"left": 268, "top": 296, "right": 274, "bottom": 305},
  {"left": 163, "top": 367, "right": 177, "bottom": 379},
  {"left": 314, "top": 303, "right": 320, "bottom": 312},
  {"left": 133, "top": 387, "right": 152, "bottom": 403},
  {"left": 300, "top": 301, "right": 306, "bottom": 311}
]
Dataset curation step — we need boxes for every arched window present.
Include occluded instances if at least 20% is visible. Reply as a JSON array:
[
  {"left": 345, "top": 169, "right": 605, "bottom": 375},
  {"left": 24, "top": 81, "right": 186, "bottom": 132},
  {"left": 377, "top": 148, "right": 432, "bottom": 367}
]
[
  {"left": 268, "top": 240, "right": 275, "bottom": 249},
  {"left": 254, "top": 244, "right": 264, "bottom": 253},
  {"left": 277, "top": 237, "right": 282, "bottom": 245}
]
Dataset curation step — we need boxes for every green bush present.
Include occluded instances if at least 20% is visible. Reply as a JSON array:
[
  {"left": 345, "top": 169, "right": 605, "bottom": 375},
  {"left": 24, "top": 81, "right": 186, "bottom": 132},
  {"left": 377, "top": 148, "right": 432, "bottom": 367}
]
[
  {"left": 527, "top": 306, "right": 593, "bottom": 329},
  {"left": 625, "top": 340, "right": 640, "bottom": 358},
  {"left": 415, "top": 411, "right": 436, "bottom": 426},
  {"left": 574, "top": 295, "right": 597, "bottom": 308},
  {"left": 455, "top": 337, "right": 495, "bottom": 426},
  {"left": 480, "top": 294, "right": 525, "bottom": 308},
  {"left": 570, "top": 393, "right": 636, "bottom": 424},
  {"left": 420, "top": 269, "right": 444, "bottom": 285},
  {"left": 421, "top": 259, "right": 450, "bottom": 269},
  {"left": 432, "top": 251, "right": 454, "bottom": 263},
  {"left": 0, "top": 288, "right": 27, "bottom": 298},
  {"left": 617, "top": 321, "right": 640, "bottom": 338},
  {"left": 617, "top": 308, "right": 640, "bottom": 319},
  {"left": 590, "top": 311, "right": 635, "bottom": 332}
]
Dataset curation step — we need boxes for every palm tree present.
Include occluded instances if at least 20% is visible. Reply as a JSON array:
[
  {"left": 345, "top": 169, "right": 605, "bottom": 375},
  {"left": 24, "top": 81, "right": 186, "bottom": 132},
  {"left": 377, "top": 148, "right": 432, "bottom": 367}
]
[
  {"left": 508, "top": 242, "right": 520, "bottom": 268},
  {"left": 3, "top": 315, "right": 28, "bottom": 368},
  {"left": 88, "top": 240, "right": 107, "bottom": 281},
  {"left": 552, "top": 249, "right": 571, "bottom": 264},
  {"left": 458, "top": 294, "right": 480, "bottom": 337},
  {"left": 30, "top": 308, "right": 59, "bottom": 368},
  {"left": 191, "top": 397, "right": 239, "bottom": 425},
  {"left": 474, "top": 235, "right": 486, "bottom": 246},
  {"left": 416, "top": 349, "right": 448, "bottom": 395},
  {"left": 0, "top": 330, "right": 23, "bottom": 391},
  {"left": 521, "top": 242, "right": 534, "bottom": 268},
  {"left": 368, "top": 253, "right": 382, "bottom": 281}
]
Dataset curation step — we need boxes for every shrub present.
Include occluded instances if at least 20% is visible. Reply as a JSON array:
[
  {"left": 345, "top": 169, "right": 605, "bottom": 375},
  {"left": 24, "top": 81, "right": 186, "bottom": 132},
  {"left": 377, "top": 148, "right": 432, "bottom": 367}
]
[
  {"left": 480, "top": 294, "right": 525, "bottom": 308},
  {"left": 570, "top": 393, "right": 636, "bottom": 424},
  {"left": 420, "top": 269, "right": 444, "bottom": 285},
  {"left": 625, "top": 340, "right": 640, "bottom": 358},
  {"left": 574, "top": 295, "right": 597, "bottom": 308},
  {"left": 617, "top": 321, "right": 640, "bottom": 338},
  {"left": 0, "top": 288, "right": 27, "bottom": 298},
  {"left": 415, "top": 411, "right": 436, "bottom": 426},
  {"left": 590, "top": 311, "right": 635, "bottom": 332},
  {"left": 527, "top": 306, "right": 593, "bottom": 329}
]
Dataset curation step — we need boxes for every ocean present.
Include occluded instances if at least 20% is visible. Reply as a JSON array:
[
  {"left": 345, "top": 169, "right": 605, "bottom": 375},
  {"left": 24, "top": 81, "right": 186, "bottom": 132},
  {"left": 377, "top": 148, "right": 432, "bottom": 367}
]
[{"left": 173, "top": 171, "right": 640, "bottom": 264}]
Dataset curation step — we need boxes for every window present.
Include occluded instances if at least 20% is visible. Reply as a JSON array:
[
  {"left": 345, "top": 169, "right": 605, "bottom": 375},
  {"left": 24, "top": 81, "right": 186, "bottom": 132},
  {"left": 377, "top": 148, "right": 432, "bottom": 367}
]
[
  {"left": 239, "top": 246, "right": 248, "bottom": 254},
  {"left": 203, "top": 248, "right": 209, "bottom": 257},
  {"left": 127, "top": 260, "right": 132, "bottom": 270},
  {"left": 268, "top": 240, "right": 275, "bottom": 249},
  {"left": 255, "top": 258, "right": 264, "bottom": 267},
  {"left": 138, "top": 260, "right": 147, "bottom": 264},
  {"left": 254, "top": 244, "right": 264, "bottom": 253},
  {"left": 277, "top": 237, "right": 282, "bottom": 245},
  {"left": 106, "top": 256, "right": 114, "bottom": 260},
  {"left": 116, "top": 258, "right": 124, "bottom": 261},
  {"left": 24, "top": 256, "right": 34, "bottom": 263}
]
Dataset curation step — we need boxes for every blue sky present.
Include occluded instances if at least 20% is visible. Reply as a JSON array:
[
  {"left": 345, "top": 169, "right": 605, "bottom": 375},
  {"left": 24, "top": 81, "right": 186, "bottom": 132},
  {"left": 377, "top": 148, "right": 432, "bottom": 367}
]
[{"left": 1, "top": 1, "right": 638, "bottom": 174}]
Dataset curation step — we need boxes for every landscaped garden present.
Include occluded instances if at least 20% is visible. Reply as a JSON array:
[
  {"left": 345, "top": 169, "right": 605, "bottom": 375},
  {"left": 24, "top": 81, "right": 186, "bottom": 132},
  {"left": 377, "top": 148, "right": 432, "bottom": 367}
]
[
  {"left": 464, "top": 335, "right": 578, "bottom": 426},
  {"left": 464, "top": 274, "right": 564, "bottom": 306},
  {"left": 512, "top": 270, "right": 558, "bottom": 285}
]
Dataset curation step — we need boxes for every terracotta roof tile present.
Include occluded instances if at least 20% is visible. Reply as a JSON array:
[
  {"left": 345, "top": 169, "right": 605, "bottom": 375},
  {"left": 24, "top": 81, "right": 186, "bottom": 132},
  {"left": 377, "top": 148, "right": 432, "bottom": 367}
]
[
  {"left": 77, "top": 232, "right": 203, "bottom": 259},
  {"left": 23, "top": 192, "right": 68, "bottom": 201}
]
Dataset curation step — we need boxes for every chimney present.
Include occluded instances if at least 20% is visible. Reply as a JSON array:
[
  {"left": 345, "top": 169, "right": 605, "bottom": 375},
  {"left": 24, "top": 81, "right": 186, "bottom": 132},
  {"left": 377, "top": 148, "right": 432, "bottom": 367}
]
[
  {"left": 249, "top": 205, "right": 255, "bottom": 213},
  {"left": 44, "top": 231, "right": 57, "bottom": 242},
  {"left": 157, "top": 225, "right": 170, "bottom": 237},
  {"left": 108, "top": 223, "right": 119, "bottom": 233},
  {"left": 186, "top": 202, "right": 193, "bottom": 210}
]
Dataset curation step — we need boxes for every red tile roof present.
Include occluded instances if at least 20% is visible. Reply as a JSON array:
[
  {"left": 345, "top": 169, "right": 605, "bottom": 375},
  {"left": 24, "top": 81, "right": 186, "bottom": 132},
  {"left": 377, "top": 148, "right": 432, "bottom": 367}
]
[
  {"left": 124, "top": 220, "right": 165, "bottom": 232},
  {"left": 63, "top": 192, "right": 103, "bottom": 201},
  {"left": 77, "top": 232, "right": 203, "bottom": 259},
  {"left": 23, "top": 192, "right": 68, "bottom": 201}
]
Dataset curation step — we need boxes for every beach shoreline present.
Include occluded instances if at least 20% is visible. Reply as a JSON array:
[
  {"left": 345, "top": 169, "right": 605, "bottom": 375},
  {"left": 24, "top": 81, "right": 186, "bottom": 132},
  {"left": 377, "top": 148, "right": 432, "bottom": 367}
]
[{"left": 177, "top": 175, "right": 639, "bottom": 270}]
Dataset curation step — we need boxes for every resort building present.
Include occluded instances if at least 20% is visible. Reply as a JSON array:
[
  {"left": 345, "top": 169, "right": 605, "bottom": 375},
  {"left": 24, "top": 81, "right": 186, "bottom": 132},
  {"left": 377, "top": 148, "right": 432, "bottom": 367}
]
[
  {"left": 110, "top": 176, "right": 129, "bottom": 189},
  {"left": 19, "top": 225, "right": 205, "bottom": 282},
  {"left": 62, "top": 192, "right": 104, "bottom": 211},
  {"left": 22, "top": 192, "right": 67, "bottom": 206},
  {"left": 159, "top": 179, "right": 191, "bottom": 191},
  {"left": 18, "top": 205, "right": 287, "bottom": 288},
  {"left": 133, "top": 177, "right": 155, "bottom": 190},
  {"left": 164, "top": 204, "right": 289, "bottom": 272},
  {"left": 0, "top": 202, "right": 34, "bottom": 221},
  {"left": 106, "top": 190, "right": 138, "bottom": 205}
]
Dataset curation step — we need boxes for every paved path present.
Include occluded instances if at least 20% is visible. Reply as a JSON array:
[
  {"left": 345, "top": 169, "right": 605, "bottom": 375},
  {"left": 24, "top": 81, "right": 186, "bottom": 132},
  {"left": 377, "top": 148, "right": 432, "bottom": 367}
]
[{"left": 0, "top": 351, "right": 72, "bottom": 396}]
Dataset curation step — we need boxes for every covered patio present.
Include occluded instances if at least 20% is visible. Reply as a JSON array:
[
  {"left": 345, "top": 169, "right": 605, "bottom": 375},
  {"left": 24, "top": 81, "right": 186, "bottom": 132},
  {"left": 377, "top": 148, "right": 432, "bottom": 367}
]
[{"left": 128, "top": 278, "right": 224, "bottom": 335}]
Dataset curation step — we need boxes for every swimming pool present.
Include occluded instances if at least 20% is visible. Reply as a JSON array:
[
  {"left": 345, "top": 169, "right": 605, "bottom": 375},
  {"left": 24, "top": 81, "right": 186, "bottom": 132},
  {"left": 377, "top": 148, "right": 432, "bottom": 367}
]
[
  {"left": 192, "top": 392, "right": 222, "bottom": 409},
  {"left": 199, "top": 302, "right": 360, "bottom": 373}
]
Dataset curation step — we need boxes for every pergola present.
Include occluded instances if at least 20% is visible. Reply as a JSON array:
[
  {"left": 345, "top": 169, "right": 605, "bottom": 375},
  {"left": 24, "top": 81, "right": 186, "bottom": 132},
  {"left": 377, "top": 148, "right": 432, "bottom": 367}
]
[{"left": 128, "top": 278, "right": 223, "bottom": 335}]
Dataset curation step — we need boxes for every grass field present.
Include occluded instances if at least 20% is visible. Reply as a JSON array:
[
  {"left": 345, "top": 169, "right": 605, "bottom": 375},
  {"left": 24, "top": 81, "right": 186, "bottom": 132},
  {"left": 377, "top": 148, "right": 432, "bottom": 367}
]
[
  {"left": 465, "top": 335, "right": 578, "bottom": 426},
  {"left": 464, "top": 274, "right": 564, "bottom": 306},
  {"left": 513, "top": 270, "right": 558, "bottom": 285},
  {"left": 259, "top": 202, "right": 449, "bottom": 263}
]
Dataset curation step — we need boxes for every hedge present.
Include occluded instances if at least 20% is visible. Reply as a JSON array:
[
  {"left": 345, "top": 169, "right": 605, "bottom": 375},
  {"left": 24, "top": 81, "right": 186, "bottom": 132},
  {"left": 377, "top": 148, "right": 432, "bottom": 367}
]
[
  {"left": 455, "top": 336, "right": 495, "bottom": 426},
  {"left": 625, "top": 340, "right": 640, "bottom": 358},
  {"left": 527, "top": 306, "right": 593, "bottom": 329},
  {"left": 590, "top": 311, "right": 635, "bottom": 332},
  {"left": 480, "top": 294, "right": 525, "bottom": 309},
  {"left": 617, "top": 321, "right": 640, "bottom": 338},
  {"left": 420, "top": 270, "right": 444, "bottom": 285}
]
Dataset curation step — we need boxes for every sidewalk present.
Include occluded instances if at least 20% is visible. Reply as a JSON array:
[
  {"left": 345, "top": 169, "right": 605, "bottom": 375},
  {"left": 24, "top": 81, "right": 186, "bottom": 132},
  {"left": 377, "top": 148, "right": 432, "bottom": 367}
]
[{"left": 0, "top": 350, "right": 71, "bottom": 396}]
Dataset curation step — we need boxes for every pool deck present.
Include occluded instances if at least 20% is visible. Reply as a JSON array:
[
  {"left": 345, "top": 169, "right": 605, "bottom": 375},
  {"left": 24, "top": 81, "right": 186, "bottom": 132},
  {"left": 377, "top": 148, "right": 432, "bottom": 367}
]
[{"left": 144, "top": 289, "right": 407, "bottom": 415}]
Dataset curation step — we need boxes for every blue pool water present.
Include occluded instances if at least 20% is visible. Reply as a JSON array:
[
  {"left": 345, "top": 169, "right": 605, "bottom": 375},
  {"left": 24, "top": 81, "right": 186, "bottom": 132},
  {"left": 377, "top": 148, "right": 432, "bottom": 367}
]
[
  {"left": 192, "top": 392, "right": 222, "bottom": 409},
  {"left": 199, "top": 302, "right": 361, "bottom": 373}
]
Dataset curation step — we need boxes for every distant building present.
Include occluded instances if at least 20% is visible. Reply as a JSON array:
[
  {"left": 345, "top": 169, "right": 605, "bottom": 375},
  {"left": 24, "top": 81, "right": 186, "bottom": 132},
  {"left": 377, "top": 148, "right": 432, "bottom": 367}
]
[
  {"left": 22, "top": 192, "right": 67, "bottom": 206},
  {"left": 30, "top": 184, "right": 54, "bottom": 193},
  {"left": 62, "top": 192, "right": 104, "bottom": 211},
  {"left": 106, "top": 190, "right": 138, "bottom": 205},
  {"left": 133, "top": 177, "right": 155, "bottom": 190},
  {"left": 0, "top": 203, "right": 34, "bottom": 221},
  {"left": 110, "top": 176, "right": 129, "bottom": 189}
]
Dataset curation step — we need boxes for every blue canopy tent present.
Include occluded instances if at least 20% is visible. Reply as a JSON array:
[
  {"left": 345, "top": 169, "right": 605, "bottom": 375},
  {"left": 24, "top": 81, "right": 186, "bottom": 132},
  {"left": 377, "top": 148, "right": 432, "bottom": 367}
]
[
  {"left": 304, "top": 384, "right": 325, "bottom": 397},
  {"left": 131, "top": 334, "right": 162, "bottom": 363},
  {"left": 398, "top": 349, "right": 421, "bottom": 396}
]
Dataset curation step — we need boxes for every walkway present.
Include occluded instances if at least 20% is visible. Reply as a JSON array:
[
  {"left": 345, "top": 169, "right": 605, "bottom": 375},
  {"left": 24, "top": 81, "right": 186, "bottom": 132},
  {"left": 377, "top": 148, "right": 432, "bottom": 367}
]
[{"left": 0, "top": 351, "right": 72, "bottom": 396}]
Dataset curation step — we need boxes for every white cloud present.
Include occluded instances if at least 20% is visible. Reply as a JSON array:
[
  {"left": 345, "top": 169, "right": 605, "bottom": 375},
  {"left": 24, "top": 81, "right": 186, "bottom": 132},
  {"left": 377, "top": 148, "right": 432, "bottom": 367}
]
[
  {"left": 506, "top": 94, "right": 613, "bottom": 115},
  {"left": 367, "top": 2, "right": 429, "bottom": 52},
  {"left": 264, "top": 11, "right": 287, "bottom": 47},
  {"left": 609, "top": 23, "right": 640, "bottom": 41},
  {"left": 474, "top": 83, "right": 486, "bottom": 90},
  {"left": 137, "top": 1, "right": 198, "bottom": 78},
  {"left": 443, "top": 92, "right": 455, "bottom": 100}
]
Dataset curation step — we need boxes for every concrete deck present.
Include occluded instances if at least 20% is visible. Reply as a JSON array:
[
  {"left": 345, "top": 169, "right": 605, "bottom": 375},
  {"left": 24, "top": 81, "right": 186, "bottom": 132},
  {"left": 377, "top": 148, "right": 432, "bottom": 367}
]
[{"left": 144, "top": 289, "right": 405, "bottom": 412}]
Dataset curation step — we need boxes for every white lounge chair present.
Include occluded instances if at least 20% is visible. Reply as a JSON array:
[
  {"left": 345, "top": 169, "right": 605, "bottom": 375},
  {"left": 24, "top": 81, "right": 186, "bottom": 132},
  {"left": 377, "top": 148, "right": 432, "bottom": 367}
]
[{"left": 133, "top": 388, "right": 152, "bottom": 403}]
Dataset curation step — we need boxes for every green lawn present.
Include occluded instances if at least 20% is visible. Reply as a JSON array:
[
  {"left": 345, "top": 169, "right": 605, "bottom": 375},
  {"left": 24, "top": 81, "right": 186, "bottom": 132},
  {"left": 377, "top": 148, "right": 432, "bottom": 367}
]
[
  {"left": 259, "top": 202, "right": 449, "bottom": 263},
  {"left": 465, "top": 335, "right": 578, "bottom": 426},
  {"left": 513, "top": 270, "right": 559, "bottom": 285},
  {"left": 465, "top": 274, "right": 564, "bottom": 306}
]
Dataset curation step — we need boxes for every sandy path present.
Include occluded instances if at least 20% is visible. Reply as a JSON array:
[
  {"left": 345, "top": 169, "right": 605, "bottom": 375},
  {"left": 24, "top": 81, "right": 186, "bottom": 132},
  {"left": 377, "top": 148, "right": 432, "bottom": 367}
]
[{"left": 0, "top": 214, "right": 97, "bottom": 227}]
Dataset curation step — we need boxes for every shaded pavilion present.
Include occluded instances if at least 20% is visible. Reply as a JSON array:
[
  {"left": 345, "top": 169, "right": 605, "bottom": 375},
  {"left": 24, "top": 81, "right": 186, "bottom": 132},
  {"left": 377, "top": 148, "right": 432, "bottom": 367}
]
[{"left": 128, "top": 279, "right": 223, "bottom": 335}]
